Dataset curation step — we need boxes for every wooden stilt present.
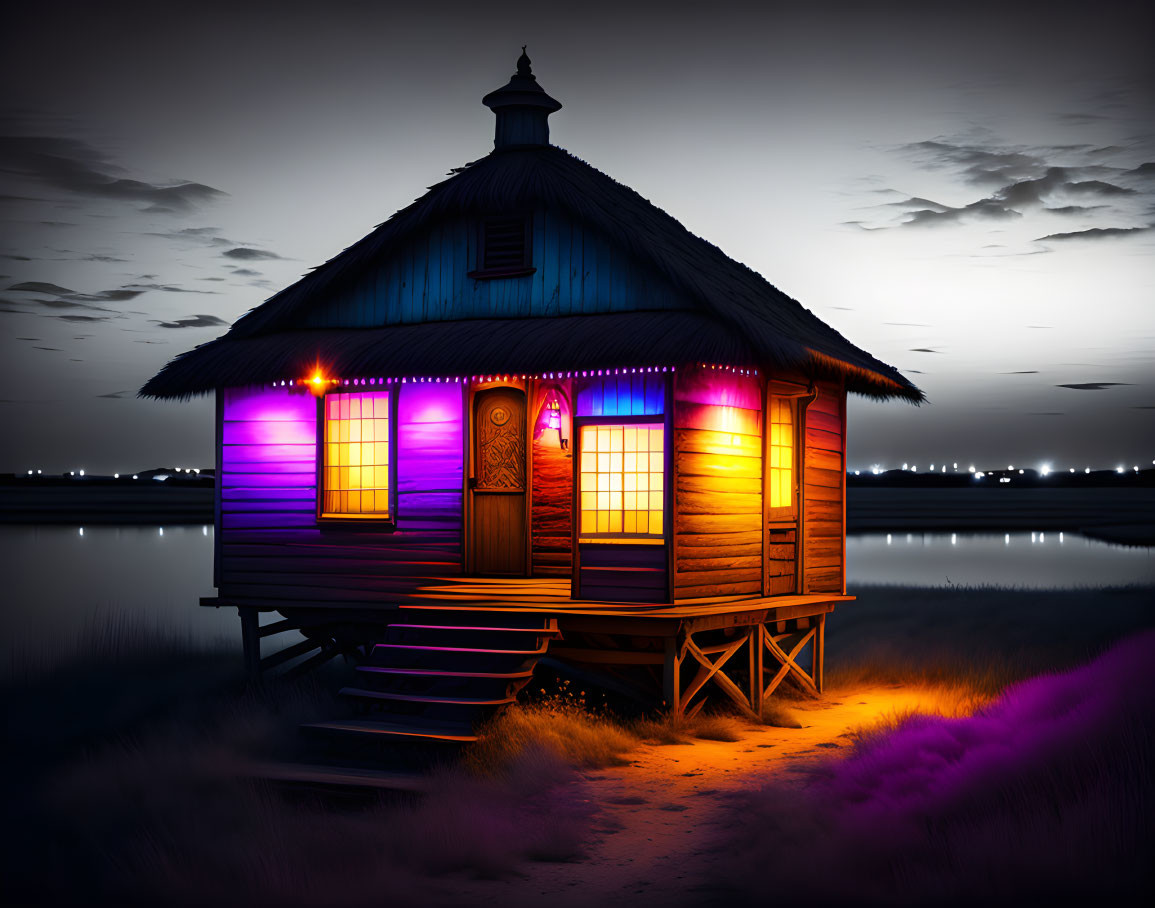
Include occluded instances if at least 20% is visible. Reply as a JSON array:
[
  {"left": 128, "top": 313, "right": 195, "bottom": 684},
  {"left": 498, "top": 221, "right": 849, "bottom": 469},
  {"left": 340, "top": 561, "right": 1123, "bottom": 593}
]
[
  {"left": 663, "top": 634, "right": 681, "bottom": 716},
  {"left": 240, "top": 607, "right": 260, "bottom": 680},
  {"left": 749, "top": 624, "right": 763, "bottom": 719},
  {"left": 814, "top": 612, "right": 826, "bottom": 693}
]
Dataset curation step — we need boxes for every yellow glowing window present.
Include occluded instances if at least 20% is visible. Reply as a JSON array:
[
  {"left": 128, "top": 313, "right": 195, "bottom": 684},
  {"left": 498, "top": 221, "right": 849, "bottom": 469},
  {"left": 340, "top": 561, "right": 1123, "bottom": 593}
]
[
  {"left": 322, "top": 391, "right": 390, "bottom": 517},
  {"left": 579, "top": 424, "right": 665, "bottom": 538},
  {"left": 768, "top": 397, "right": 794, "bottom": 511}
]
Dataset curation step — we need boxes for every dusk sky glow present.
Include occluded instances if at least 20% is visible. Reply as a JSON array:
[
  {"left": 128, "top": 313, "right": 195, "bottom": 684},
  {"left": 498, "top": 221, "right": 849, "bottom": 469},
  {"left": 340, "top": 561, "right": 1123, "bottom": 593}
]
[{"left": 1, "top": 0, "right": 1152, "bottom": 473}]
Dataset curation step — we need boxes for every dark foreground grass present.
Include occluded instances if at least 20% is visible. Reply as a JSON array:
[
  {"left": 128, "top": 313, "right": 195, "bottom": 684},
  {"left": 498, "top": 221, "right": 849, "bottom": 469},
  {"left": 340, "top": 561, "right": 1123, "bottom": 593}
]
[
  {"left": 706, "top": 628, "right": 1155, "bottom": 907},
  {"left": 4, "top": 674, "right": 597, "bottom": 907},
  {"left": 4, "top": 585, "right": 1152, "bottom": 905}
]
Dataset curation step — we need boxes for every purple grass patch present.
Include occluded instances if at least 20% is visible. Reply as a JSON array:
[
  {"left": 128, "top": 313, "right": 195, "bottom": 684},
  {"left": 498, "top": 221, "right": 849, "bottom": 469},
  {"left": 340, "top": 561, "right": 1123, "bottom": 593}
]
[{"left": 707, "top": 630, "right": 1155, "bottom": 905}]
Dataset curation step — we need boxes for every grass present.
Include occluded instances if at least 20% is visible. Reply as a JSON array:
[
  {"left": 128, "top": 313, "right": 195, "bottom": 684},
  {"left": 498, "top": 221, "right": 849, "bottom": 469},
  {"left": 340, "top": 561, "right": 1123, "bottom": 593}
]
[
  {"left": 828, "top": 582, "right": 1155, "bottom": 695},
  {"left": 5, "top": 583, "right": 1152, "bottom": 905},
  {"left": 705, "top": 629, "right": 1155, "bottom": 906}
]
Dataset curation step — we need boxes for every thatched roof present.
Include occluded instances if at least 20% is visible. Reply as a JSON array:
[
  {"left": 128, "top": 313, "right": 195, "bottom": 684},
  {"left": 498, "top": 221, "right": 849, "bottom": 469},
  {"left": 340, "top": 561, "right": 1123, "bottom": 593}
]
[{"left": 141, "top": 145, "right": 922, "bottom": 403}]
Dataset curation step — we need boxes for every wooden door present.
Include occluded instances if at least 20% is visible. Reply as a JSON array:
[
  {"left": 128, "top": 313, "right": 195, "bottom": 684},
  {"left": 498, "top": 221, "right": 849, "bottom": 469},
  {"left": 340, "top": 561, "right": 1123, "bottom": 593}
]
[{"left": 472, "top": 387, "right": 527, "bottom": 575}]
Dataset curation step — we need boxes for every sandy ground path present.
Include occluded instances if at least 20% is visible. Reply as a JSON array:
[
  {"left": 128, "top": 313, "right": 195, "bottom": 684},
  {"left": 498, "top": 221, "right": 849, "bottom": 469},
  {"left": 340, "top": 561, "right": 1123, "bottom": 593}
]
[{"left": 443, "top": 684, "right": 953, "bottom": 907}]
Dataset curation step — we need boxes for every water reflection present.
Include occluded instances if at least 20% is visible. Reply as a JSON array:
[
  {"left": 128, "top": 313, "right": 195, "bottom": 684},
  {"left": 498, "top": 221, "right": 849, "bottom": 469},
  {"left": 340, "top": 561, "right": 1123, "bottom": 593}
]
[
  {"left": 848, "top": 531, "right": 1153, "bottom": 588},
  {"left": 2, "top": 524, "right": 229, "bottom": 676},
  {"left": 4, "top": 525, "right": 1152, "bottom": 677}
]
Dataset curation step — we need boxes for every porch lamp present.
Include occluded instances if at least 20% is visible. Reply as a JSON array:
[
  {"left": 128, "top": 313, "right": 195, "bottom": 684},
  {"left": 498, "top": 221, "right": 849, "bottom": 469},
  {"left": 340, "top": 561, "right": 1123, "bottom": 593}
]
[{"left": 547, "top": 399, "right": 567, "bottom": 449}]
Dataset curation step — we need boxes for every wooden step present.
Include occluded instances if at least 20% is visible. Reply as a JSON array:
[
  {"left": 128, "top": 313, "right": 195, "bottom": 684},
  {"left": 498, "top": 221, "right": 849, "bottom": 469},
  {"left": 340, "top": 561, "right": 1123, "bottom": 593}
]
[
  {"left": 340, "top": 686, "right": 517, "bottom": 707},
  {"left": 374, "top": 641, "right": 550, "bottom": 655},
  {"left": 302, "top": 717, "right": 477, "bottom": 743},
  {"left": 388, "top": 623, "right": 562, "bottom": 636},
  {"left": 356, "top": 665, "right": 534, "bottom": 679},
  {"left": 243, "top": 761, "right": 431, "bottom": 794}
]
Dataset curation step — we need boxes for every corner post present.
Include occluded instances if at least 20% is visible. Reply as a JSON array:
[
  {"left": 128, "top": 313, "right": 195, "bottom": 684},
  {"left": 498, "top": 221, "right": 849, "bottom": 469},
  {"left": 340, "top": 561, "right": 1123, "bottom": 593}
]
[
  {"left": 240, "top": 607, "right": 260, "bottom": 680},
  {"left": 663, "top": 633, "right": 681, "bottom": 716},
  {"left": 749, "top": 624, "right": 763, "bottom": 718},
  {"left": 812, "top": 612, "right": 826, "bottom": 693}
]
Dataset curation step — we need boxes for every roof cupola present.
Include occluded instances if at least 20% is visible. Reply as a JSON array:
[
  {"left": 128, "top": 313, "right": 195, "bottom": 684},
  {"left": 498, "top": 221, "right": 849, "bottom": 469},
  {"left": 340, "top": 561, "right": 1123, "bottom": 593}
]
[{"left": 482, "top": 48, "right": 562, "bottom": 149}]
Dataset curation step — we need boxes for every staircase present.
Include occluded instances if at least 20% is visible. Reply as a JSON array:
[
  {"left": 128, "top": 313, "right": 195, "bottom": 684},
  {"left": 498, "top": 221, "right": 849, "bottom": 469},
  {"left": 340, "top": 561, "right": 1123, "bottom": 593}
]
[{"left": 302, "top": 608, "right": 560, "bottom": 747}]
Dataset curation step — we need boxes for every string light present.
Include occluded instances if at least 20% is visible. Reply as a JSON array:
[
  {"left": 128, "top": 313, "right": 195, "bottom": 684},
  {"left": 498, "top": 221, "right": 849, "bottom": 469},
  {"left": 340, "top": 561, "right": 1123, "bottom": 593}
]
[{"left": 276, "top": 363, "right": 706, "bottom": 389}]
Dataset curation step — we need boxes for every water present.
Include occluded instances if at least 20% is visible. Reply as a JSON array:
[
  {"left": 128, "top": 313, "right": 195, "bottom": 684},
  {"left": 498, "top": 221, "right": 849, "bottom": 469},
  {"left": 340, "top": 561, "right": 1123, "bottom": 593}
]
[
  {"left": 2, "top": 524, "right": 228, "bottom": 675},
  {"left": 847, "top": 531, "right": 1154, "bottom": 588},
  {"left": 2, "top": 526, "right": 1151, "bottom": 674}
]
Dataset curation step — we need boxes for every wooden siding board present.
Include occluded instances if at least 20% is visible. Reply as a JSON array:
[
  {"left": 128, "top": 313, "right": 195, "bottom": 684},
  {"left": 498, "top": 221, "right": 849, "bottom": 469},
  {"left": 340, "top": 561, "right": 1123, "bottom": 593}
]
[
  {"left": 802, "top": 381, "right": 845, "bottom": 593},
  {"left": 300, "top": 211, "right": 695, "bottom": 328},
  {"left": 672, "top": 376, "right": 763, "bottom": 602}
]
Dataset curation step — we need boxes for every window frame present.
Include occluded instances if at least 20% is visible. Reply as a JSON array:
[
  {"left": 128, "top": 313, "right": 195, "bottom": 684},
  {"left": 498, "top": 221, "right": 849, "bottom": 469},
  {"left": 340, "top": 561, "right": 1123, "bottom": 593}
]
[
  {"left": 315, "top": 388, "right": 398, "bottom": 527},
  {"left": 573, "top": 413, "right": 668, "bottom": 544},
  {"left": 764, "top": 395, "right": 799, "bottom": 522}
]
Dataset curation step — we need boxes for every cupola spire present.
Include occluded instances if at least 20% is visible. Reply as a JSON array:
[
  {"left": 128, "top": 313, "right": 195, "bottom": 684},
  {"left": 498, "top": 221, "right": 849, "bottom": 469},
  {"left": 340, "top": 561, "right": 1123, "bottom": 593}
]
[{"left": 482, "top": 48, "right": 562, "bottom": 149}]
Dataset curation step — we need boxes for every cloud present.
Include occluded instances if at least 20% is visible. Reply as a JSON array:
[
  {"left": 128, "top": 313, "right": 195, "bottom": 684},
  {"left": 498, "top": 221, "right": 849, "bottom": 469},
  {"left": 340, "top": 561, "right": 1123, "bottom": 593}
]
[
  {"left": 9, "top": 281, "right": 73, "bottom": 294},
  {"left": 96, "top": 390, "right": 129, "bottom": 398},
  {"left": 885, "top": 196, "right": 952, "bottom": 212},
  {"left": 901, "top": 197, "right": 1021, "bottom": 227},
  {"left": 909, "top": 348, "right": 942, "bottom": 353},
  {"left": 0, "top": 136, "right": 225, "bottom": 212},
  {"left": 53, "top": 314, "right": 117, "bottom": 322},
  {"left": 125, "top": 281, "right": 219, "bottom": 295},
  {"left": 900, "top": 140, "right": 1042, "bottom": 187},
  {"left": 152, "top": 313, "right": 230, "bottom": 329},
  {"left": 1027, "top": 411, "right": 1065, "bottom": 416},
  {"left": 1065, "top": 179, "right": 1134, "bottom": 197},
  {"left": 223, "top": 247, "right": 282, "bottom": 261},
  {"left": 5, "top": 279, "right": 147, "bottom": 314},
  {"left": 229, "top": 268, "right": 262, "bottom": 276},
  {"left": 878, "top": 139, "right": 1155, "bottom": 240},
  {"left": 1055, "top": 382, "right": 1131, "bottom": 390},
  {"left": 33, "top": 346, "right": 62, "bottom": 351},
  {"left": 1036, "top": 225, "right": 1154, "bottom": 241},
  {"left": 1044, "top": 205, "right": 1104, "bottom": 215},
  {"left": 1000, "top": 370, "right": 1039, "bottom": 374},
  {"left": 146, "top": 226, "right": 237, "bottom": 246}
]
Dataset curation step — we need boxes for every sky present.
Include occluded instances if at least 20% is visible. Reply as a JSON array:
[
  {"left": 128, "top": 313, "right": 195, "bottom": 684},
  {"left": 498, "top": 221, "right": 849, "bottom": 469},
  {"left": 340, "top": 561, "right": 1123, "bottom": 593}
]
[{"left": 1, "top": 0, "right": 1152, "bottom": 474}]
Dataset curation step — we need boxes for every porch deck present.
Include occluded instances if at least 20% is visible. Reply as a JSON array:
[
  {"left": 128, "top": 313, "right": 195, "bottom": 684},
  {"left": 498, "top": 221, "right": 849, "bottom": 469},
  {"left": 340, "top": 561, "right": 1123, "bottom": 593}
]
[
  {"left": 202, "top": 575, "right": 850, "bottom": 617},
  {"left": 205, "top": 581, "right": 851, "bottom": 719}
]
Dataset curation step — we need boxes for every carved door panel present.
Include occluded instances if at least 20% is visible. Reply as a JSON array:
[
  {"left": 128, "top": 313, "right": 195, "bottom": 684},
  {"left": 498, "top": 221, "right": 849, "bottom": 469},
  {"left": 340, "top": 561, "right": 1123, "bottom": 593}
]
[{"left": 472, "top": 387, "right": 526, "bottom": 575}]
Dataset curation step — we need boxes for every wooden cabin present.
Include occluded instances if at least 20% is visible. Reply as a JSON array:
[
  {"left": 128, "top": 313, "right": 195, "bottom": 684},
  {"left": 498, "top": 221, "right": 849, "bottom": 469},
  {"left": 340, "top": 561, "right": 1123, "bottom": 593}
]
[{"left": 143, "top": 53, "right": 921, "bottom": 741}]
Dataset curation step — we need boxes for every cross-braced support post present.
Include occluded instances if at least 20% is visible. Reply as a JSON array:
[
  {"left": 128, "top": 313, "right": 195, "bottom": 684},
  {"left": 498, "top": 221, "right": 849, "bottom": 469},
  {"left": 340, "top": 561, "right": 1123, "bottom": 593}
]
[
  {"left": 664, "top": 624, "right": 761, "bottom": 720},
  {"left": 761, "top": 614, "right": 825, "bottom": 701}
]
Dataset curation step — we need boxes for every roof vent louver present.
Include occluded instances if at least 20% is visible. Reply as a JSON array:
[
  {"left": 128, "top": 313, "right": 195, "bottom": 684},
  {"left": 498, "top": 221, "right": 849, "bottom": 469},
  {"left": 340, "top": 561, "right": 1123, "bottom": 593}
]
[{"left": 470, "top": 216, "right": 535, "bottom": 279}]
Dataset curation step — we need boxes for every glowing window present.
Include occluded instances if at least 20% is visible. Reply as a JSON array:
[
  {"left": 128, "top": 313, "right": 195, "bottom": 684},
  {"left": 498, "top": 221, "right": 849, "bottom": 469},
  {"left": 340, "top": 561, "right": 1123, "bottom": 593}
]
[
  {"left": 579, "top": 424, "right": 665, "bottom": 538},
  {"left": 322, "top": 391, "right": 390, "bottom": 518},
  {"left": 768, "top": 397, "right": 794, "bottom": 511}
]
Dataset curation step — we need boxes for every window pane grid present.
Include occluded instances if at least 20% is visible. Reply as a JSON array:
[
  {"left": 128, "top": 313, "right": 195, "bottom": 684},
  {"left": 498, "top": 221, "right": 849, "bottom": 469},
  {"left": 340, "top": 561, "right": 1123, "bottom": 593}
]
[
  {"left": 579, "top": 423, "right": 664, "bottom": 537},
  {"left": 323, "top": 391, "right": 390, "bottom": 516},
  {"left": 768, "top": 398, "right": 793, "bottom": 510}
]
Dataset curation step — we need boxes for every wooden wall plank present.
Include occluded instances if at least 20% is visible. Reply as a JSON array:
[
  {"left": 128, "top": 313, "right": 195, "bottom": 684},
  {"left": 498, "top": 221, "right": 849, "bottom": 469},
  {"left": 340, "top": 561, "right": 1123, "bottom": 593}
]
[
  {"left": 297, "top": 212, "right": 696, "bottom": 328},
  {"left": 803, "top": 380, "right": 845, "bottom": 593}
]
